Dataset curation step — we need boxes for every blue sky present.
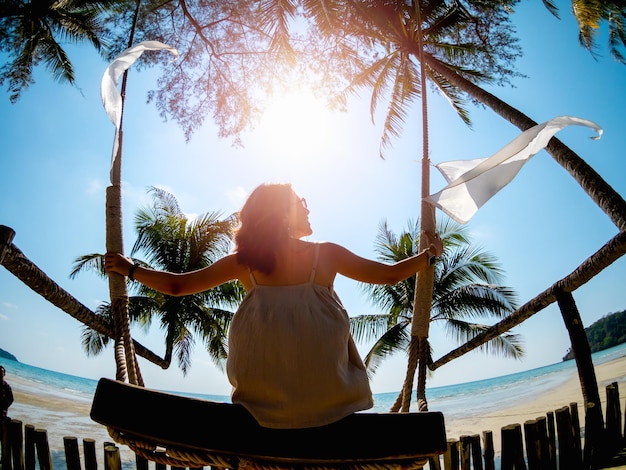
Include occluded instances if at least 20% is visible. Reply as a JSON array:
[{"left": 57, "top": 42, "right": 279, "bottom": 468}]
[{"left": 0, "top": 0, "right": 624, "bottom": 399}]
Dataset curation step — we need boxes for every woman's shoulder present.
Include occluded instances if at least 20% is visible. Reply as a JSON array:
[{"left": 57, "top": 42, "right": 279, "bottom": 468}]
[
  {"left": 312, "top": 241, "right": 355, "bottom": 267},
  {"left": 299, "top": 240, "right": 344, "bottom": 255}
]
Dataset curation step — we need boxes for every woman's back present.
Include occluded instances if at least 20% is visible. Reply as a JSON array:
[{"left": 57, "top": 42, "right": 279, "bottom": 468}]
[
  {"left": 227, "top": 242, "right": 373, "bottom": 429},
  {"left": 242, "top": 239, "right": 336, "bottom": 288}
]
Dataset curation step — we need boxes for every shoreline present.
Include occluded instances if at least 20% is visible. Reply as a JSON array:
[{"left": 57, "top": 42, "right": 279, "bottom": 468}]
[
  {"left": 443, "top": 355, "right": 626, "bottom": 453},
  {"left": 3, "top": 355, "right": 626, "bottom": 466}
]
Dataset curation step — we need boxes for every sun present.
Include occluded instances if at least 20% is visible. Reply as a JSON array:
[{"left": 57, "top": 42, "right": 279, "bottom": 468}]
[{"left": 256, "top": 89, "right": 337, "bottom": 163}]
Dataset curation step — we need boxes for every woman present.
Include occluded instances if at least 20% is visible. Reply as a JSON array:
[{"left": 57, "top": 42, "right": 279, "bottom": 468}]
[{"left": 105, "top": 183, "right": 443, "bottom": 429}]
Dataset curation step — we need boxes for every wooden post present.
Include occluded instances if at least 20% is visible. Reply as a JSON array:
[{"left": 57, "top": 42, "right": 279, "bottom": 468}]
[
  {"left": 523, "top": 419, "right": 539, "bottom": 470},
  {"left": 483, "top": 431, "right": 495, "bottom": 470},
  {"left": 501, "top": 424, "right": 527, "bottom": 470},
  {"left": 155, "top": 449, "right": 167, "bottom": 470},
  {"left": 470, "top": 435, "right": 483, "bottom": 470},
  {"left": 135, "top": 454, "right": 149, "bottom": 470},
  {"left": 606, "top": 382, "right": 623, "bottom": 453},
  {"left": 10, "top": 419, "right": 24, "bottom": 470},
  {"left": 64, "top": 436, "right": 82, "bottom": 470},
  {"left": 429, "top": 454, "right": 442, "bottom": 470},
  {"left": 84, "top": 438, "right": 97, "bottom": 470},
  {"left": 24, "top": 425, "right": 36, "bottom": 470},
  {"left": 524, "top": 418, "right": 551, "bottom": 470},
  {"left": 546, "top": 411, "right": 557, "bottom": 469},
  {"left": 444, "top": 439, "right": 460, "bottom": 470},
  {"left": 104, "top": 444, "right": 121, "bottom": 470},
  {"left": 33, "top": 429, "right": 52, "bottom": 470},
  {"left": 555, "top": 406, "right": 581, "bottom": 469},
  {"left": 536, "top": 417, "right": 554, "bottom": 470},
  {"left": 569, "top": 402, "right": 583, "bottom": 461},
  {"left": 459, "top": 435, "right": 471, "bottom": 470}
]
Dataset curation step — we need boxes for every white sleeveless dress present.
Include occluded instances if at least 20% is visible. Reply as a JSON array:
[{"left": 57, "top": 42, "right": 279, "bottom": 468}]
[{"left": 226, "top": 244, "right": 373, "bottom": 428}]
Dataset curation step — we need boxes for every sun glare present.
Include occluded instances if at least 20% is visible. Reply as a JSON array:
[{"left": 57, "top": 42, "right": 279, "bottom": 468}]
[{"left": 257, "top": 90, "right": 337, "bottom": 165}]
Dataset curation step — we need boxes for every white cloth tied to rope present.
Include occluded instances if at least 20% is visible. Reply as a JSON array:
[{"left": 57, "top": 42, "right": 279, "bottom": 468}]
[
  {"left": 101, "top": 41, "right": 179, "bottom": 180},
  {"left": 426, "top": 116, "right": 603, "bottom": 224}
]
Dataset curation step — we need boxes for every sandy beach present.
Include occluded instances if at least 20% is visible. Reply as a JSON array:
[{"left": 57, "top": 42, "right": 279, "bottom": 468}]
[
  {"left": 3, "top": 355, "right": 625, "bottom": 469},
  {"left": 442, "top": 355, "right": 626, "bottom": 454}
]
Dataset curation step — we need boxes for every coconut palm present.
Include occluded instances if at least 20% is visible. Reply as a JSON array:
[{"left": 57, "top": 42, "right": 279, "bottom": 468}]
[
  {"left": 0, "top": 0, "right": 126, "bottom": 102},
  {"left": 352, "top": 218, "right": 523, "bottom": 377},
  {"left": 72, "top": 186, "right": 244, "bottom": 374},
  {"left": 542, "top": 0, "right": 626, "bottom": 63}
]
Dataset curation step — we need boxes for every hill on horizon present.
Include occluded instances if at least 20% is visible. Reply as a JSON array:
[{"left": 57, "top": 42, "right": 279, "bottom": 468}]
[
  {"left": 563, "top": 309, "right": 626, "bottom": 361},
  {"left": 0, "top": 347, "right": 18, "bottom": 362}
]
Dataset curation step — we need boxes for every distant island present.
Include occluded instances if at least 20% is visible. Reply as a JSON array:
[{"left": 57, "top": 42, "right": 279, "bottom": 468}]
[
  {"left": 563, "top": 309, "right": 626, "bottom": 361},
  {"left": 0, "top": 347, "right": 18, "bottom": 362}
]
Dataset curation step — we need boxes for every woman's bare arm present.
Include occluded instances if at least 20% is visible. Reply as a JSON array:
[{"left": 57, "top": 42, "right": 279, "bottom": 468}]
[
  {"left": 104, "top": 252, "right": 246, "bottom": 296},
  {"left": 324, "top": 232, "right": 443, "bottom": 285}
]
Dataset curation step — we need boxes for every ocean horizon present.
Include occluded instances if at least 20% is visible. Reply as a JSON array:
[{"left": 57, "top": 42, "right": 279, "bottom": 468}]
[{"left": 3, "top": 342, "right": 625, "bottom": 417}]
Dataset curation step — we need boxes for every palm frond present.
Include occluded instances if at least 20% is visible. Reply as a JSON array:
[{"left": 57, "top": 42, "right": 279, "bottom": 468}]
[
  {"left": 363, "top": 320, "right": 411, "bottom": 377},
  {"left": 350, "top": 313, "right": 401, "bottom": 343},
  {"left": 258, "top": 0, "right": 297, "bottom": 60},
  {"left": 80, "top": 325, "right": 110, "bottom": 356},
  {"left": 173, "top": 327, "right": 195, "bottom": 375},
  {"left": 379, "top": 54, "right": 420, "bottom": 157},
  {"left": 70, "top": 253, "right": 106, "bottom": 279},
  {"left": 442, "top": 318, "right": 525, "bottom": 359}
]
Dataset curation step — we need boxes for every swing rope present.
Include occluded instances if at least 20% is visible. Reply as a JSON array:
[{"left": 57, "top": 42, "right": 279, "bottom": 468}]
[{"left": 392, "top": 0, "right": 436, "bottom": 414}]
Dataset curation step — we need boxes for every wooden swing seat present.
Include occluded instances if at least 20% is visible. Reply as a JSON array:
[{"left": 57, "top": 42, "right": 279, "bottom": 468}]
[{"left": 91, "top": 378, "right": 447, "bottom": 469}]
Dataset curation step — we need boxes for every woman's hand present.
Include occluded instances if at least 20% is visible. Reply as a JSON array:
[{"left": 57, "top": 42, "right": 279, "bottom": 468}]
[
  {"left": 104, "top": 252, "right": 134, "bottom": 277},
  {"left": 422, "top": 231, "right": 444, "bottom": 258}
]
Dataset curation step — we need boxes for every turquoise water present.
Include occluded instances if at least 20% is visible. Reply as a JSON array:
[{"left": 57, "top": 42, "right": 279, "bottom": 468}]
[{"left": 3, "top": 342, "right": 625, "bottom": 416}]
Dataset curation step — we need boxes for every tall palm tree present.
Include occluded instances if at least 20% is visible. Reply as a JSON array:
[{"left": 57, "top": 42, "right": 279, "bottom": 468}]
[
  {"left": 72, "top": 187, "right": 244, "bottom": 374},
  {"left": 352, "top": 218, "right": 523, "bottom": 379},
  {"left": 0, "top": 0, "right": 125, "bottom": 102}
]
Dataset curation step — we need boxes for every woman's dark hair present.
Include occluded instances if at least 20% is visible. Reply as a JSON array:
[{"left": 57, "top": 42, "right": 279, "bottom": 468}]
[{"left": 235, "top": 183, "right": 294, "bottom": 274}]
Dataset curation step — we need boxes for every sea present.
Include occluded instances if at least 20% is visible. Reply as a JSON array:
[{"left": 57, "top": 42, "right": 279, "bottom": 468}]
[
  {"left": 5, "top": 343, "right": 626, "bottom": 416},
  {"left": 1, "top": 343, "right": 625, "bottom": 469}
]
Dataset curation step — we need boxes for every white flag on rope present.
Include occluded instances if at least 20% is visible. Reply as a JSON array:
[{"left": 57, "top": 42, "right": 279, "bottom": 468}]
[
  {"left": 101, "top": 41, "right": 178, "bottom": 179},
  {"left": 425, "top": 116, "right": 603, "bottom": 224}
]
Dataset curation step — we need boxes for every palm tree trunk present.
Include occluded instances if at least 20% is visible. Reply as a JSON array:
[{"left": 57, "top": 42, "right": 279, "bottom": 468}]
[
  {"left": 424, "top": 53, "right": 626, "bottom": 231},
  {"left": 405, "top": 2, "right": 437, "bottom": 413},
  {"left": 105, "top": 0, "right": 144, "bottom": 386},
  {"left": 0, "top": 226, "right": 14, "bottom": 264},
  {"left": 556, "top": 289, "right": 605, "bottom": 469},
  {"left": 107, "top": 142, "right": 141, "bottom": 385},
  {"left": 0, "top": 225, "right": 169, "bottom": 368},
  {"left": 1, "top": 230, "right": 111, "bottom": 334}
]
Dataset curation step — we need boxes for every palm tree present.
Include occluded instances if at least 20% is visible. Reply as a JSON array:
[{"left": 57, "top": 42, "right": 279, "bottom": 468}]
[
  {"left": 72, "top": 187, "right": 244, "bottom": 374},
  {"left": 542, "top": 0, "right": 626, "bottom": 63},
  {"left": 352, "top": 217, "right": 523, "bottom": 379},
  {"left": 0, "top": 0, "right": 126, "bottom": 102}
]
